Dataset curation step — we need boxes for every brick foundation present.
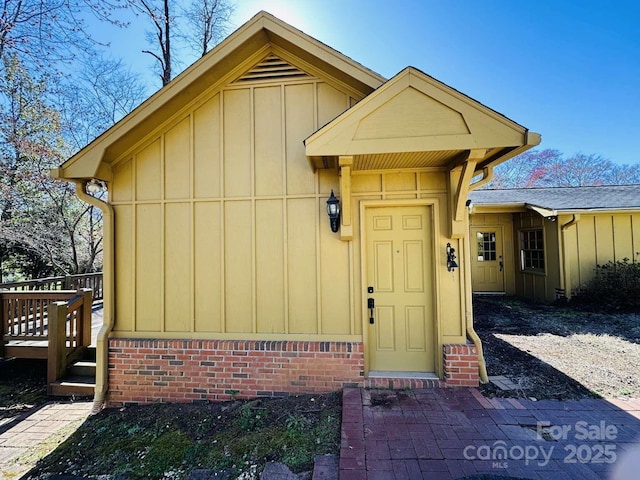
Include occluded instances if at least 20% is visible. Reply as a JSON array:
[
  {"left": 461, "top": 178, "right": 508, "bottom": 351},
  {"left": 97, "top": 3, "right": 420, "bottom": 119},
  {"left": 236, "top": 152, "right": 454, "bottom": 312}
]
[
  {"left": 107, "top": 339, "right": 365, "bottom": 406},
  {"left": 442, "top": 343, "right": 480, "bottom": 387},
  {"left": 107, "top": 339, "right": 479, "bottom": 406}
]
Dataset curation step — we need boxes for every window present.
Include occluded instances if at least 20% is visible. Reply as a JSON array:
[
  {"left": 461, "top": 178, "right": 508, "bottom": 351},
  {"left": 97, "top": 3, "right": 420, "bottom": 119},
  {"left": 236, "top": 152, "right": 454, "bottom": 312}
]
[
  {"left": 476, "top": 231, "right": 497, "bottom": 261},
  {"left": 520, "top": 229, "right": 544, "bottom": 272}
]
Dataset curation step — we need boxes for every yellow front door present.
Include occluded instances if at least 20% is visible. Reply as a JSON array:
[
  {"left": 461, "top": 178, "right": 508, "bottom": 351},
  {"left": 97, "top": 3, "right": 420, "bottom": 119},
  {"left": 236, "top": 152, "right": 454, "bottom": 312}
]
[
  {"left": 365, "top": 206, "right": 434, "bottom": 372},
  {"left": 471, "top": 227, "right": 505, "bottom": 292}
]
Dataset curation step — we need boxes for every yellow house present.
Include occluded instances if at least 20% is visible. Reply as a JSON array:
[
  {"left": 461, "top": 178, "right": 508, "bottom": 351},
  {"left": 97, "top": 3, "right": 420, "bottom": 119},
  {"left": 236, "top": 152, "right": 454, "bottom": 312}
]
[
  {"left": 469, "top": 185, "right": 640, "bottom": 302},
  {"left": 52, "top": 12, "right": 540, "bottom": 407}
]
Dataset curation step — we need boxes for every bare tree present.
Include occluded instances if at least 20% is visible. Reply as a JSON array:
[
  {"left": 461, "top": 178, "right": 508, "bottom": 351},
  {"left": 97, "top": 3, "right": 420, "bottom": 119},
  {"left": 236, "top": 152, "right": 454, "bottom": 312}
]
[
  {"left": 484, "top": 149, "right": 560, "bottom": 189},
  {"left": 130, "top": 0, "right": 174, "bottom": 86},
  {"left": 484, "top": 149, "right": 640, "bottom": 189},
  {"left": 184, "top": 0, "right": 235, "bottom": 57},
  {"left": 55, "top": 55, "right": 148, "bottom": 150},
  {"left": 0, "top": 0, "right": 129, "bottom": 71},
  {"left": 130, "top": 0, "right": 235, "bottom": 87},
  {"left": 543, "top": 153, "right": 624, "bottom": 187}
]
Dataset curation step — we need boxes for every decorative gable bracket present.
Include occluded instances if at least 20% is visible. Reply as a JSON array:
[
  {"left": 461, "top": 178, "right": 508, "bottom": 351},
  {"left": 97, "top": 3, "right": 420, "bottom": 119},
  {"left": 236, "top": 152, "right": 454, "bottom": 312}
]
[{"left": 448, "top": 149, "right": 486, "bottom": 238}]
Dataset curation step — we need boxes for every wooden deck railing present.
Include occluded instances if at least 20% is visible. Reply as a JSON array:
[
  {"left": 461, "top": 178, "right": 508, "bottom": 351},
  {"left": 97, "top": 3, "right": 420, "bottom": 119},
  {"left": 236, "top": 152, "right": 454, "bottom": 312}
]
[
  {"left": 0, "top": 289, "right": 92, "bottom": 370},
  {"left": 46, "top": 289, "right": 93, "bottom": 390},
  {"left": 0, "top": 272, "right": 103, "bottom": 301}
]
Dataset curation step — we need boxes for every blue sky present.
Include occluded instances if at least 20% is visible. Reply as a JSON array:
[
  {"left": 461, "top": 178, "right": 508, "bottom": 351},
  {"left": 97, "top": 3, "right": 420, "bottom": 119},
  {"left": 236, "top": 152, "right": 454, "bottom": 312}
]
[{"left": 100, "top": 0, "right": 639, "bottom": 165}]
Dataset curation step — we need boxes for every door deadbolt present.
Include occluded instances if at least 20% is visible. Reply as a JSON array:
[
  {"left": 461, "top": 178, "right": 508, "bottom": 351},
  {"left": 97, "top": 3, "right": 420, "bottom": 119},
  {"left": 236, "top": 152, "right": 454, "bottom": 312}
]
[{"left": 367, "top": 297, "right": 375, "bottom": 324}]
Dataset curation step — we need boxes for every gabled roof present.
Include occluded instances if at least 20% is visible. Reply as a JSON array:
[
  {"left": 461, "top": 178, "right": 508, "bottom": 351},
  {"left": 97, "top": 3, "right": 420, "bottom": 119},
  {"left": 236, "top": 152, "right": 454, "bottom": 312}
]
[
  {"left": 54, "top": 11, "right": 386, "bottom": 181},
  {"left": 469, "top": 185, "right": 640, "bottom": 215},
  {"left": 305, "top": 67, "right": 540, "bottom": 171}
]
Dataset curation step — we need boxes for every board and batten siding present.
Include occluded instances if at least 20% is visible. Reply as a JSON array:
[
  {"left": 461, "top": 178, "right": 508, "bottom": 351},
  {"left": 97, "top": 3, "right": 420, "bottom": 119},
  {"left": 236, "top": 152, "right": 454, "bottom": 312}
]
[
  {"left": 511, "top": 211, "right": 561, "bottom": 302},
  {"left": 107, "top": 73, "right": 467, "bottom": 347},
  {"left": 110, "top": 78, "right": 358, "bottom": 339},
  {"left": 562, "top": 213, "right": 640, "bottom": 295}
]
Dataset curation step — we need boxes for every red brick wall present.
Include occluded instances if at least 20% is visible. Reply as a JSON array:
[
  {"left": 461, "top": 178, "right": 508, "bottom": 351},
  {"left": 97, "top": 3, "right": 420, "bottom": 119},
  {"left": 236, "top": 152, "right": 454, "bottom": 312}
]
[
  {"left": 108, "top": 339, "right": 365, "bottom": 406},
  {"left": 107, "top": 339, "right": 479, "bottom": 405},
  {"left": 442, "top": 343, "right": 480, "bottom": 387}
]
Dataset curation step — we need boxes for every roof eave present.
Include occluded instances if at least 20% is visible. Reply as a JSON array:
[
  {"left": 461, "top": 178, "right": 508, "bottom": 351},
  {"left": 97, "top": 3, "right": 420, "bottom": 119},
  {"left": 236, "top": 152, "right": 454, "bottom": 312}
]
[{"left": 57, "top": 11, "right": 386, "bottom": 181}]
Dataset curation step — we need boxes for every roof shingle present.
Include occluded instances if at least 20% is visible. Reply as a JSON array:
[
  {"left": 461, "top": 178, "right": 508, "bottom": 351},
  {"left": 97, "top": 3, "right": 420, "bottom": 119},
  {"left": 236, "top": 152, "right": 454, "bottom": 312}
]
[{"left": 468, "top": 185, "right": 640, "bottom": 211}]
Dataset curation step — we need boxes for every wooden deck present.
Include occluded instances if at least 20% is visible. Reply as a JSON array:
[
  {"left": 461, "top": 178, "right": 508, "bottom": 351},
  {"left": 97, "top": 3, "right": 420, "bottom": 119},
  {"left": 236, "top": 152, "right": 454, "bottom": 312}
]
[
  {"left": 1, "top": 284, "right": 99, "bottom": 395},
  {"left": 2, "top": 303, "right": 103, "bottom": 359}
]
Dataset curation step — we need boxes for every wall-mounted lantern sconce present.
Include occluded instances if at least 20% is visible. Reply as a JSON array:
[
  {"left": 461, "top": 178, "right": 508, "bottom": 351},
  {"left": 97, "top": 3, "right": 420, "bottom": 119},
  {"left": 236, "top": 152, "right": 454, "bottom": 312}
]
[
  {"left": 446, "top": 243, "right": 459, "bottom": 272},
  {"left": 86, "top": 179, "right": 106, "bottom": 194},
  {"left": 326, "top": 190, "right": 340, "bottom": 233}
]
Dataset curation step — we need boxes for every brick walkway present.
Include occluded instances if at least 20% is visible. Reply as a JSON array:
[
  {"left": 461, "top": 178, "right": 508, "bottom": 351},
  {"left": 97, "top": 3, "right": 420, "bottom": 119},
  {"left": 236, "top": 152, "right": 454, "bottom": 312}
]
[
  {"left": 340, "top": 388, "right": 640, "bottom": 479},
  {"left": 0, "top": 401, "right": 92, "bottom": 479}
]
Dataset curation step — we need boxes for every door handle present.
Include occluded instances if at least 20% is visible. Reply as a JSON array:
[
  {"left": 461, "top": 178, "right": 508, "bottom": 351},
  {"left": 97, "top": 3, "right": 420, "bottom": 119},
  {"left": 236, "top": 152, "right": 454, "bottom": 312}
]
[
  {"left": 367, "top": 298, "right": 375, "bottom": 324},
  {"left": 499, "top": 256, "right": 504, "bottom": 272}
]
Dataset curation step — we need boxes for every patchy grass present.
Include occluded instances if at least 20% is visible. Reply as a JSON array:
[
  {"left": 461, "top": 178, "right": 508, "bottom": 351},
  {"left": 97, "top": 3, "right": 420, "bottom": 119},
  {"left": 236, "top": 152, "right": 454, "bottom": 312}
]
[
  {"left": 475, "top": 296, "right": 640, "bottom": 399},
  {"left": 24, "top": 392, "right": 341, "bottom": 480}
]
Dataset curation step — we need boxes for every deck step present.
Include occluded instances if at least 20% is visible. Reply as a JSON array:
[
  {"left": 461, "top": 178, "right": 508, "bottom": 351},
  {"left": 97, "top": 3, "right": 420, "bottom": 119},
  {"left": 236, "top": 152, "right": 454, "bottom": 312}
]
[
  {"left": 68, "top": 360, "right": 96, "bottom": 377},
  {"left": 49, "top": 375, "right": 95, "bottom": 397}
]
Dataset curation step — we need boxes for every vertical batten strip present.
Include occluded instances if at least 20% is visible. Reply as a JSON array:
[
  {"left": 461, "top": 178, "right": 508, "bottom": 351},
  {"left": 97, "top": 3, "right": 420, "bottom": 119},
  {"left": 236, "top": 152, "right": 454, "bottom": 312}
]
[
  {"left": 160, "top": 134, "right": 166, "bottom": 333},
  {"left": 632, "top": 215, "right": 637, "bottom": 262},
  {"left": 592, "top": 216, "right": 598, "bottom": 271},
  {"left": 189, "top": 112, "right": 196, "bottom": 333},
  {"left": 612, "top": 215, "right": 617, "bottom": 262},
  {"left": 575, "top": 221, "right": 582, "bottom": 286},
  {"left": 250, "top": 87, "right": 257, "bottom": 334},
  {"left": 315, "top": 176, "right": 322, "bottom": 334},
  {"left": 314, "top": 82, "right": 322, "bottom": 334},
  {"left": 348, "top": 240, "right": 355, "bottom": 336},
  {"left": 281, "top": 84, "right": 289, "bottom": 334},
  {"left": 219, "top": 90, "right": 226, "bottom": 333},
  {"left": 131, "top": 155, "right": 137, "bottom": 333},
  {"left": 381, "top": 173, "right": 386, "bottom": 200}
]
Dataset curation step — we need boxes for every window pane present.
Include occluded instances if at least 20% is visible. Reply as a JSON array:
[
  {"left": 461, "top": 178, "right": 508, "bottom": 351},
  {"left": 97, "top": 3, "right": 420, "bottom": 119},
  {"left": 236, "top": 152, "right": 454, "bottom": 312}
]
[
  {"left": 477, "top": 232, "right": 496, "bottom": 261},
  {"left": 520, "top": 229, "right": 544, "bottom": 273}
]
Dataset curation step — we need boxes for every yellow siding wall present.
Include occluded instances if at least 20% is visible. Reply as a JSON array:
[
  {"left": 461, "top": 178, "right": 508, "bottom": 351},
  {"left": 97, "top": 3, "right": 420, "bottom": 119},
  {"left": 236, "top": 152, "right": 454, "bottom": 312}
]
[
  {"left": 110, "top": 77, "right": 358, "bottom": 339},
  {"left": 109, "top": 69, "right": 467, "bottom": 352},
  {"left": 562, "top": 213, "right": 640, "bottom": 296},
  {"left": 512, "top": 211, "right": 560, "bottom": 302}
]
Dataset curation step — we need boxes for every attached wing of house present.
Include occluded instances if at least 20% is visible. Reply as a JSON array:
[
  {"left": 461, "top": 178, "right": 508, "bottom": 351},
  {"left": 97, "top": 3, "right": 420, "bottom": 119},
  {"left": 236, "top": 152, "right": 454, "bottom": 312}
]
[{"left": 468, "top": 185, "right": 640, "bottom": 301}]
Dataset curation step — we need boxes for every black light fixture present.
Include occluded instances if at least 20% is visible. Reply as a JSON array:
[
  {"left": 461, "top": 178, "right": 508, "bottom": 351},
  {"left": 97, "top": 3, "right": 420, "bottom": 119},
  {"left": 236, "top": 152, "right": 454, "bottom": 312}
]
[
  {"left": 446, "top": 243, "right": 459, "bottom": 271},
  {"left": 326, "top": 190, "right": 340, "bottom": 233}
]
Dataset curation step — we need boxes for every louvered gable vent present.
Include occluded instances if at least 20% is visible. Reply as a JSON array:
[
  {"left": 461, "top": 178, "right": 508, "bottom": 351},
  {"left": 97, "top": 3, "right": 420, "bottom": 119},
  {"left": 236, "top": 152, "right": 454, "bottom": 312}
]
[{"left": 233, "top": 54, "right": 312, "bottom": 83}]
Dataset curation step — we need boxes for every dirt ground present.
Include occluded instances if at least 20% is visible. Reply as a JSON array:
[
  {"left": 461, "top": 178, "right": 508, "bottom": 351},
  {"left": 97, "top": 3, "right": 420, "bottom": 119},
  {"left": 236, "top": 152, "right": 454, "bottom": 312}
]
[
  {"left": 474, "top": 295, "right": 640, "bottom": 400},
  {"left": 0, "top": 358, "right": 48, "bottom": 424},
  {"left": 24, "top": 392, "right": 341, "bottom": 479}
]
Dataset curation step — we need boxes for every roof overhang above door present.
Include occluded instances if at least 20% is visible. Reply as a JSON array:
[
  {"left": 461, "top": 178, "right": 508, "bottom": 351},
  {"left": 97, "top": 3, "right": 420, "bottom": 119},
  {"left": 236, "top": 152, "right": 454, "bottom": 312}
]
[{"left": 305, "top": 67, "right": 540, "bottom": 173}]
